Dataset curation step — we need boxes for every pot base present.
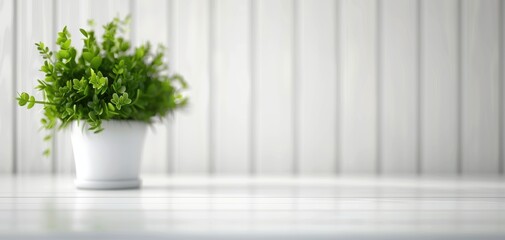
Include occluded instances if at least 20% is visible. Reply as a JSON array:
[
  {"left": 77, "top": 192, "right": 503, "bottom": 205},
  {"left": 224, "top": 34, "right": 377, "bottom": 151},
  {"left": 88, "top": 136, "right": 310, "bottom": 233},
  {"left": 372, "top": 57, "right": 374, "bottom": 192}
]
[{"left": 75, "top": 179, "right": 141, "bottom": 190}]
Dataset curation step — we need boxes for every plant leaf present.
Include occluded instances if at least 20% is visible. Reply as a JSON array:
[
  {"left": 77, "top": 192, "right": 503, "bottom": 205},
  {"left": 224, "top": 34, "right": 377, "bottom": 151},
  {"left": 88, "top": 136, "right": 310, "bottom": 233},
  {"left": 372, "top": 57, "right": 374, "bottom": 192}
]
[
  {"left": 82, "top": 51, "right": 94, "bottom": 62},
  {"left": 27, "top": 96, "right": 35, "bottom": 109},
  {"left": 90, "top": 56, "right": 102, "bottom": 69},
  {"left": 18, "top": 16, "right": 189, "bottom": 159},
  {"left": 79, "top": 28, "right": 88, "bottom": 37},
  {"left": 18, "top": 92, "right": 29, "bottom": 106}
]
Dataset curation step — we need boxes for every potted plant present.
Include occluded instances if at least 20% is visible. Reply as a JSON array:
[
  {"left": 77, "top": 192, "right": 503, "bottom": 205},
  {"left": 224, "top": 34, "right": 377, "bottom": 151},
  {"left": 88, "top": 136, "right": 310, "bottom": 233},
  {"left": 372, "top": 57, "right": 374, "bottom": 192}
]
[{"left": 17, "top": 17, "right": 188, "bottom": 189}]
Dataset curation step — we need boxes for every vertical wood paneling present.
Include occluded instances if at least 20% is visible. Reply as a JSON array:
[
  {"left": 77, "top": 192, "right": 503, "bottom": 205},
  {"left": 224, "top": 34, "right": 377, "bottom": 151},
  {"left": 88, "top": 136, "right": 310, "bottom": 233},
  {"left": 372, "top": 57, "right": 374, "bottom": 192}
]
[
  {"left": 213, "top": 0, "right": 251, "bottom": 174},
  {"left": 55, "top": 0, "right": 89, "bottom": 174},
  {"left": 297, "top": 0, "right": 337, "bottom": 175},
  {"left": 16, "top": 0, "right": 54, "bottom": 173},
  {"left": 133, "top": 0, "right": 170, "bottom": 174},
  {"left": 172, "top": 0, "right": 210, "bottom": 174},
  {"left": 462, "top": 0, "right": 500, "bottom": 175},
  {"left": 340, "top": 0, "right": 378, "bottom": 174},
  {"left": 0, "top": 0, "right": 14, "bottom": 173},
  {"left": 3, "top": 0, "right": 505, "bottom": 176},
  {"left": 254, "top": 0, "right": 294, "bottom": 175},
  {"left": 87, "top": 0, "right": 129, "bottom": 31},
  {"left": 56, "top": 0, "right": 88, "bottom": 51},
  {"left": 380, "top": 0, "right": 418, "bottom": 174},
  {"left": 502, "top": 0, "right": 505, "bottom": 175},
  {"left": 421, "top": 0, "right": 459, "bottom": 175},
  {"left": 166, "top": 0, "right": 176, "bottom": 174}
]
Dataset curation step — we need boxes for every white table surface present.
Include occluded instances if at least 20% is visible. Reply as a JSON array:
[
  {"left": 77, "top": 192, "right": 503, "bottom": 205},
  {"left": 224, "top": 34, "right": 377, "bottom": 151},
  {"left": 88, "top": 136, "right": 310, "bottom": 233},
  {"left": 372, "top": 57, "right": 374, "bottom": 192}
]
[{"left": 0, "top": 175, "right": 504, "bottom": 239}]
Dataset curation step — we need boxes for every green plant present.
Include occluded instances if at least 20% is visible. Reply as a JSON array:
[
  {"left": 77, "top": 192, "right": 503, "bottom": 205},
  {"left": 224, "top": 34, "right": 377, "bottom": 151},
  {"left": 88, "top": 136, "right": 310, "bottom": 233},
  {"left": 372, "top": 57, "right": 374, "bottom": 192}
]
[{"left": 17, "top": 16, "right": 187, "bottom": 156}]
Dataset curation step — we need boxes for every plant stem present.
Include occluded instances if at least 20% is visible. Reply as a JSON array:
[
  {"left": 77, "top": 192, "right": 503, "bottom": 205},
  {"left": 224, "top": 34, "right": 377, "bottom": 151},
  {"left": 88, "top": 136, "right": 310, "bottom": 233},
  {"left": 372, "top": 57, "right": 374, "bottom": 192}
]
[{"left": 33, "top": 100, "right": 58, "bottom": 106}]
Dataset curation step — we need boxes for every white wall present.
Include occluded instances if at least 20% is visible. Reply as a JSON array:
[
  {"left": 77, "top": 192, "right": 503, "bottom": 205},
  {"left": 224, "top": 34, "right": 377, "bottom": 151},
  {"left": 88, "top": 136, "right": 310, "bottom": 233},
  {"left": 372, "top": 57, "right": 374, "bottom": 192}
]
[{"left": 0, "top": 0, "right": 504, "bottom": 176}]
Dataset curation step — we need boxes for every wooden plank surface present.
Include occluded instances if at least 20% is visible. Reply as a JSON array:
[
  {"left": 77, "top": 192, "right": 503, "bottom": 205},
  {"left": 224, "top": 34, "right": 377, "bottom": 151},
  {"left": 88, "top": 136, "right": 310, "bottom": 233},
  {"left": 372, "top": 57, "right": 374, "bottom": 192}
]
[
  {"left": 340, "top": 0, "right": 378, "bottom": 174},
  {"left": 212, "top": 0, "right": 251, "bottom": 174},
  {"left": 132, "top": 0, "right": 170, "bottom": 174},
  {"left": 420, "top": 0, "right": 459, "bottom": 175},
  {"left": 0, "top": 175, "right": 505, "bottom": 239},
  {"left": 16, "top": 0, "right": 54, "bottom": 173},
  {"left": 172, "top": 0, "right": 210, "bottom": 174},
  {"left": 0, "top": 0, "right": 14, "bottom": 174},
  {"left": 461, "top": 0, "right": 500, "bottom": 174},
  {"left": 254, "top": 0, "right": 294, "bottom": 175},
  {"left": 380, "top": 0, "right": 418, "bottom": 174},
  {"left": 296, "top": 0, "right": 337, "bottom": 175}
]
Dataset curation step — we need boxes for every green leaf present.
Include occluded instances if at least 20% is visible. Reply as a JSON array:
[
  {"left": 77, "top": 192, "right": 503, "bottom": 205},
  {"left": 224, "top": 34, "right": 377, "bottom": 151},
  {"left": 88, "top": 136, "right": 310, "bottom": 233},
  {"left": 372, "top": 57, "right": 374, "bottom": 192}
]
[
  {"left": 172, "top": 74, "right": 188, "bottom": 88},
  {"left": 58, "top": 50, "right": 69, "bottom": 59},
  {"left": 43, "top": 149, "right": 50, "bottom": 158},
  {"left": 111, "top": 93, "right": 119, "bottom": 104},
  {"left": 43, "top": 135, "right": 52, "bottom": 141},
  {"left": 27, "top": 96, "right": 35, "bottom": 109},
  {"left": 88, "top": 111, "right": 97, "bottom": 121},
  {"left": 90, "top": 56, "right": 102, "bottom": 69},
  {"left": 79, "top": 28, "right": 88, "bottom": 37},
  {"left": 82, "top": 51, "right": 94, "bottom": 62},
  {"left": 61, "top": 39, "right": 71, "bottom": 49},
  {"left": 72, "top": 79, "right": 80, "bottom": 90},
  {"left": 107, "top": 102, "right": 115, "bottom": 111},
  {"left": 90, "top": 72, "right": 107, "bottom": 93},
  {"left": 121, "top": 93, "right": 131, "bottom": 104},
  {"left": 111, "top": 93, "right": 122, "bottom": 109},
  {"left": 120, "top": 41, "right": 129, "bottom": 51},
  {"left": 87, "top": 19, "right": 95, "bottom": 27},
  {"left": 135, "top": 47, "right": 145, "bottom": 59},
  {"left": 18, "top": 92, "right": 29, "bottom": 106}
]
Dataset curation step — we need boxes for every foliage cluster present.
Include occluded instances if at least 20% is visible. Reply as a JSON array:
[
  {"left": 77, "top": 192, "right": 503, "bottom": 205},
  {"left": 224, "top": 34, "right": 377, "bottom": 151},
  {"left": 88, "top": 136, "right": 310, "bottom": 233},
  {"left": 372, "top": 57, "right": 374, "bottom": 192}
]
[{"left": 18, "top": 17, "right": 187, "bottom": 139}]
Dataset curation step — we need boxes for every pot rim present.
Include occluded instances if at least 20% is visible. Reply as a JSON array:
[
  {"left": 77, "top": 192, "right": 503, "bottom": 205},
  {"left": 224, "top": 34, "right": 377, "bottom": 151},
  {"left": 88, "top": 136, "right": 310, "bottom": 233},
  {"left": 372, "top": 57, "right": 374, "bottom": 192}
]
[
  {"left": 72, "top": 119, "right": 149, "bottom": 126},
  {"left": 72, "top": 119, "right": 149, "bottom": 133}
]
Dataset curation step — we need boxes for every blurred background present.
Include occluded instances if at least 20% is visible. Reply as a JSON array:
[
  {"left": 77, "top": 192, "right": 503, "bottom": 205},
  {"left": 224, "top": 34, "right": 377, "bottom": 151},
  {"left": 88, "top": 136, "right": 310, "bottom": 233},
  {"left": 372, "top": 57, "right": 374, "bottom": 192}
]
[{"left": 0, "top": 0, "right": 503, "bottom": 177}]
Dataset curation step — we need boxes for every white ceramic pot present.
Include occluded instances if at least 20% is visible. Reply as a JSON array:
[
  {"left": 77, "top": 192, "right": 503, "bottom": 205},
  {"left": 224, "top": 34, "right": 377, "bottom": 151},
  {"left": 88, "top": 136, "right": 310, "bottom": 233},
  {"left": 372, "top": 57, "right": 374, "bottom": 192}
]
[{"left": 71, "top": 120, "right": 147, "bottom": 190}]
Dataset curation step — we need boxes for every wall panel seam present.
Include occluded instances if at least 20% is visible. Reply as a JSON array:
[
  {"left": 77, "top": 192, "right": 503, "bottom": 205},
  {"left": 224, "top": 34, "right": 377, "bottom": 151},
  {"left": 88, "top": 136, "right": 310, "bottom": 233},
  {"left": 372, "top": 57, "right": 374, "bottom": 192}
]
[
  {"left": 335, "top": 0, "right": 341, "bottom": 175},
  {"left": 417, "top": 0, "right": 423, "bottom": 175},
  {"left": 376, "top": 0, "right": 382, "bottom": 175},
  {"left": 166, "top": 0, "right": 174, "bottom": 175},
  {"left": 51, "top": 0, "right": 58, "bottom": 175},
  {"left": 292, "top": 0, "right": 299, "bottom": 176},
  {"left": 457, "top": 0, "right": 463, "bottom": 175},
  {"left": 208, "top": 0, "right": 215, "bottom": 175},
  {"left": 129, "top": 0, "right": 135, "bottom": 46},
  {"left": 499, "top": 0, "right": 504, "bottom": 175},
  {"left": 249, "top": 0, "right": 256, "bottom": 176},
  {"left": 12, "top": 0, "right": 18, "bottom": 174}
]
